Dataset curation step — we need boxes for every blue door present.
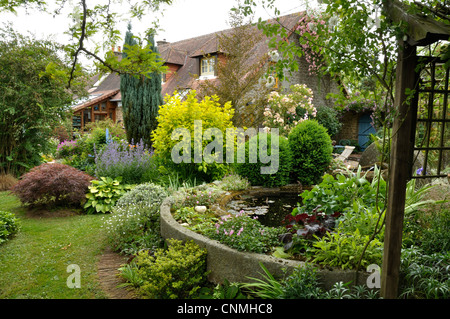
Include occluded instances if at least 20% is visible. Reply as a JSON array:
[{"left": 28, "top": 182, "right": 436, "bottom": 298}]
[{"left": 358, "top": 113, "right": 376, "bottom": 151}]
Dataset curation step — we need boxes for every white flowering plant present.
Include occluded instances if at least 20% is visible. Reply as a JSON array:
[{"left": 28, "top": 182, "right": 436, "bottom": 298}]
[
  {"left": 263, "top": 84, "right": 317, "bottom": 136},
  {"left": 103, "top": 203, "right": 163, "bottom": 255}
]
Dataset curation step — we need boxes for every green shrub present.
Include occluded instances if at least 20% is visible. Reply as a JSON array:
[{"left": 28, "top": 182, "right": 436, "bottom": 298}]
[
  {"left": 152, "top": 91, "right": 235, "bottom": 182},
  {"left": 288, "top": 119, "right": 333, "bottom": 185},
  {"left": 10, "top": 163, "right": 94, "bottom": 208},
  {"left": 181, "top": 188, "right": 219, "bottom": 208},
  {"left": 234, "top": 133, "right": 292, "bottom": 187},
  {"left": 131, "top": 239, "right": 208, "bottom": 299},
  {"left": 294, "top": 166, "right": 386, "bottom": 216},
  {"left": 0, "top": 210, "right": 20, "bottom": 244},
  {"left": 205, "top": 211, "right": 283, "bottom": 253},
  {"left": 173, "top": 207, "right": 219, "bottom": 234},
  {"left": 84, "top": 176, "right": 132, "bottom": 214},
  {"left": 324, "top": 281, "right": 380, "bottom": 299},
  {"left": 336, "top": 199, "right": 385, "bottom": 240},
  {"left": 314, "top": 105, "right": 342, "bottom": 138},
  {"left": 116, "top": 182, "right": 168, "bottom": 208},
  {"left": 210, "top": 279, "right": 247, "bottom": 299},
  {"left": 242, "top": 263, "right": 380, "bottom": 300},
  {"left": 310, "top": 229, "right": 383, "bottom": 270}
]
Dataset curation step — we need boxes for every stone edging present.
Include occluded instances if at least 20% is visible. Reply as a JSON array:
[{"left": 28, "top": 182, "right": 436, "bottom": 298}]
[{"left": 160, "top": 197, "right": 370, "bottom": 290}]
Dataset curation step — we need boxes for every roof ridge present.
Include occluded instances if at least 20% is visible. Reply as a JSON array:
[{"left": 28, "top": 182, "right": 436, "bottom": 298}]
[{"left": 158, "top": 11, "right": 304, "bottom": 47}]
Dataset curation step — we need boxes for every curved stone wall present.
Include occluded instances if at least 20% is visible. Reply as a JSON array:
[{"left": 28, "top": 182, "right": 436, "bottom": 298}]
[{"left": 160, "top": 196, "right": 371, "bottom": 290}]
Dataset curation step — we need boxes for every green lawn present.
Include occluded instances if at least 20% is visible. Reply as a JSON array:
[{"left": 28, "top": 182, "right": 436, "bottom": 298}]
[{"left": 0, "top": 191, "right": 109, "bottom": 299}]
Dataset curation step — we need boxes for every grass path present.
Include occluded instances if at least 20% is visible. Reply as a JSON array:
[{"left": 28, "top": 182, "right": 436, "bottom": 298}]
[{"left": 0, "top": 191, "right": 110, "bottom": 299}]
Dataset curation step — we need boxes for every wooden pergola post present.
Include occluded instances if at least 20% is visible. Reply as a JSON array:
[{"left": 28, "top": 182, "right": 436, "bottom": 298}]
[{"left": 380, "top": 42, "right": 417, "bottom": 298}]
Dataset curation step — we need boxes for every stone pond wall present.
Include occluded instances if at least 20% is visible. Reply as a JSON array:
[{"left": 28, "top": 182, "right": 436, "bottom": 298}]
[{"left": 159, "top": 196, "right": 371, "bottom": 291}]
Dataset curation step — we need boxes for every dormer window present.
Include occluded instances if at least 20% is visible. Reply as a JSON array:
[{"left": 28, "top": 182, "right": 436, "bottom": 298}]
[{"left": 200, "top": 56, "right": 216, "bottom": 77}]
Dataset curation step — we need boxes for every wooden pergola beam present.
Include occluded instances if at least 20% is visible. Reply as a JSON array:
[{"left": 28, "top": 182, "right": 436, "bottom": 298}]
[
  {"left": 381, "top": 42, "right": 417, "bottom": 299},
  {"left": 385, "top": 0, "right": 450, "bottom": 46},
  {"left": 380, "top": 0, "right": 449, "bottom": 299}
]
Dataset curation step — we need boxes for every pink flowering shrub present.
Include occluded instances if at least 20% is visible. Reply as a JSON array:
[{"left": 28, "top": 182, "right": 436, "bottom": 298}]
[
  {"left": 55, "top": 140, "right": 80, "bottom": 158},
  {"left": 205, "top": 210, "right": 283, "bottom": 253},
  {"left": 263, "top": 84, "right": 317, "bottom": 136},
  {"left": 295, "top": 13, "right": 326, "bottom": 75}
]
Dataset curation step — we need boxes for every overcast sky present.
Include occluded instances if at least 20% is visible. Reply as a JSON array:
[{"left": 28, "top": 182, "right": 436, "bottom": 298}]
[
  {"left": 156, "top": 0, "right": 309, "bottom": 42},
  {"left": 1, "top": 0, "right": 317, "bottom": 66}
]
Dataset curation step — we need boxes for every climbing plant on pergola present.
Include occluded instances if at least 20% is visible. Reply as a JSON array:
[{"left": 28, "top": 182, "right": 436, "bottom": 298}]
[{"left": 381, "top": 0, "right": 450, "bottom": 298}]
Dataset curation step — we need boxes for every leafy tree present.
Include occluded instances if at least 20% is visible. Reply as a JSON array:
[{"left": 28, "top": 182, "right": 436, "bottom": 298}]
[
  {"left": 120, "top": 23, "right": 163, "bottom": 148},
  {"left": 0, "top": 0, "right": 171, "bottom": 87},
  {"left": 0, "top": 26, "right": 86, "bottom": 176},
  {"left": 195, "top": 4, "right": 273, "bottom": 127},
  {"left": 237, "top": 0, "right": 449, "bottom": 128}
]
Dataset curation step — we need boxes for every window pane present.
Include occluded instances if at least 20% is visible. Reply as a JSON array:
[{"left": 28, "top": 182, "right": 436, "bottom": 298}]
[{"left": 201, "top": 56, "right": 215, "bottom": 75}]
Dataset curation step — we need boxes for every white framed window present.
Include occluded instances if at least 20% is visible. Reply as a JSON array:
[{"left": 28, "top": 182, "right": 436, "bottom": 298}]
[{"left": 200, "top": 56, "right": 216, "bottom": 77}]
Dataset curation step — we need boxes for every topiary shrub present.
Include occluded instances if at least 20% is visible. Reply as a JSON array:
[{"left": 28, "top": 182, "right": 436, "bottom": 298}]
[
  {"left": 234, "top": 133, "right": 292, "bottom": 187},
  {"left": 10, "top": 163, "right": 94, "bottom": 208},
  {"left": 288, "top": 120, "right": 333, "bottom": 186}
]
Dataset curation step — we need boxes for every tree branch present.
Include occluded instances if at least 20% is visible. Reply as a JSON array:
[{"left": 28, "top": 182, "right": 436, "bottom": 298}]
[{"left": 67, "top": 0, "right": 87, "bottom": 89}]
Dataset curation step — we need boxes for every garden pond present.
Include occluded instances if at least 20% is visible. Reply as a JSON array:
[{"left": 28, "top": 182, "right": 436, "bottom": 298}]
[{"left": 224, "top": 191, "right": 302, "bottom": 227}]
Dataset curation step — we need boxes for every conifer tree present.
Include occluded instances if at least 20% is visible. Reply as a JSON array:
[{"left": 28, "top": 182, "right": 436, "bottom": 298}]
[{"left": 120, "top": 23, "right": 162, "bottom": 148}]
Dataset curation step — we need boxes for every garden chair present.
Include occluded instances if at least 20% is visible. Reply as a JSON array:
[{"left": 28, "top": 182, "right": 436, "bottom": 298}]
[{"left": 334, "top": 145, "right": 355, "bottom": 162}]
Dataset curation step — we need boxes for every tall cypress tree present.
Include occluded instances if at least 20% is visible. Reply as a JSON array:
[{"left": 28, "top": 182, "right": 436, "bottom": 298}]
[{"left": 120, "top": 23, "right": 162, "bottom": 148}]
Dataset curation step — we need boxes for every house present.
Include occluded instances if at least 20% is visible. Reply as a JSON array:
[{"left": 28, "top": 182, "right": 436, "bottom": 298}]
[
  {"left": 71, "top": 49, "right": 123, "bottom": 131},
  {"left": 71, "top": 12, "right": 341, "bottom": 131}
]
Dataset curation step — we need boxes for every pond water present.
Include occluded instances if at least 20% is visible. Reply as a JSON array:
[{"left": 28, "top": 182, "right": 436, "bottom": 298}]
[{"left": 225, "top": 193, "right": 302, "bottom": 227}]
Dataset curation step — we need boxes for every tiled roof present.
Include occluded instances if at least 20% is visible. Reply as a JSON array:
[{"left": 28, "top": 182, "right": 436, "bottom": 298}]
[
  {"left": 158, "top": 12, "right": 303, "bottom": 97},
  {"left": 76, "top": 12, "right": 304, "bottom": 104},
  {"left": 72, "top": 89, "right": 120, "bottom": 112}
]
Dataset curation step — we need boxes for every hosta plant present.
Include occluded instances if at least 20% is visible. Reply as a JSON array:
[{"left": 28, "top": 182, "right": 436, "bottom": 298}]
[{"left": 84, "top": 176, "right": 132, "bottom": 214}]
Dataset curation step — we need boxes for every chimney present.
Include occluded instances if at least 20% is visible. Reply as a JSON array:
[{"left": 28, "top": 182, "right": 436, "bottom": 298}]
[
  {"left": 111, "top": 44, "right": 122, "bottom": 61},
  {"left": 157, "top": 39, "right": 169, "bottom": 47}
]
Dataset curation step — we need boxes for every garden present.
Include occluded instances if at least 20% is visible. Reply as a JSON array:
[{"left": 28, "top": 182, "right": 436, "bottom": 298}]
[
  {"left": 1, "top": 0, "right": 449, "bottom": 302},
  {"left": 1, "top": 86, "right": 449, "bottom": 300}
]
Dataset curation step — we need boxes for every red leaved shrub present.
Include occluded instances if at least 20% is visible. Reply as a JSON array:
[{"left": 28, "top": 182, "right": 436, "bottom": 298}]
[{"left": 11, "top": 163, "right": 94, "bottom": 208}]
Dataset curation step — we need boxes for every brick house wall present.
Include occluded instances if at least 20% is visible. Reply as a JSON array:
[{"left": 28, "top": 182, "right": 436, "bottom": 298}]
[
  {"left": 282, "top": 33, "right": 340, "bottom": 108},
  {"left": 334, "top": 111, "right": 359, "bottom": 142}
]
